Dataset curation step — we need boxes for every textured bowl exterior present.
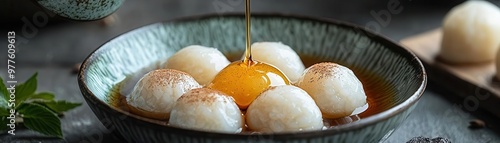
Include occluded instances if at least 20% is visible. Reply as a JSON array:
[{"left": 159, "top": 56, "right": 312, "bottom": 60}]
[
  {"left": 78, "top": 14, "right": 426, "bottom": 143},
  {"left": 36, "top": 0, "right": 123, "bottom": 20}
]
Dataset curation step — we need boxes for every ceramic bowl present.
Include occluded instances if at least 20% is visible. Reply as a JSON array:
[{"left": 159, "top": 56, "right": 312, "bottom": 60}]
[
  {"left": 35, "top": 0, "right": 124, "bottom": 20},
  {"left": 78, "top": 14, "right": 426, "bottom": 143}
]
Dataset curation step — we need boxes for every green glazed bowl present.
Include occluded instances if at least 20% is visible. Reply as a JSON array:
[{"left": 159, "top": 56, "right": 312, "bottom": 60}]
[
  {"left": 35, "top": 0, "right": 124, "bottom": 20},
  {"left": 78, "top": 14, "right": 426, "bottom": 143}
]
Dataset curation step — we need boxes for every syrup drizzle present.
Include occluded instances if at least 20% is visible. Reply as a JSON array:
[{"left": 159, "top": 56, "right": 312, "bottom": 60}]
[{"left": 243, "top": 0, "right": 252, "bottom": 66}]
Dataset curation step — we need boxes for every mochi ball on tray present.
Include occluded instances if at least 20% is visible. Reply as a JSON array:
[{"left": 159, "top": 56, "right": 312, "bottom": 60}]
[{"left": 439, "top": 1, "right": 500, "bottom": 63}]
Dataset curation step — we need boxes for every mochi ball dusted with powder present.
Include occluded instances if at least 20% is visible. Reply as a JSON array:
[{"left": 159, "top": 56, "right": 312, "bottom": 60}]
[
  {"left": 165, "top": 45, "right": 230, "bottom": 85},
  {"left": 246, "top": 85, "right": 323, "bottom": 133},
  {"left": 296, "top": 62, "right": 367, "bottom": 119},
  {"left": 440, "top": 1, "right": 500, "bottom": 63},
  {"left": 250, "top": 42, "right": 305, "bottom": 82},
  {"left": 126, "top": 69, "right": 201, "bottom": 120},
  {"left": 169, "top": 88, "right": 244, "bottom": 133}
]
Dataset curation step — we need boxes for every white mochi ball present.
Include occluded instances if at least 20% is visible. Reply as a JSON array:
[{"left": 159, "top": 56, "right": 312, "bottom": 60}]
[
  {"left": 296, "top": 62, "right": 367, "bottom": 119},
  {"left": 165, "top": 45, "right": 230, "bottom": 85},
  {"left": 126, "top": 69, "right": 201, "bottom": 120},
  {"left": 169, "top": 88, "right": 244, "bottom": 133},
  {"left": 440, "top": 1, "right": 500, "bottom": 63},
  {"left": 250, "top": 42, "right": 305, "bottom": 82},
  {"left": 246, "top": 85, "right": 323, "bottom": 133}
]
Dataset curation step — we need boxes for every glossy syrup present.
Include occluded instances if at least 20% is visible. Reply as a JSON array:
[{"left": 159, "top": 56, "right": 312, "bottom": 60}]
[{"left": 206, "top": 0, "right": 290, "bottom": 109}]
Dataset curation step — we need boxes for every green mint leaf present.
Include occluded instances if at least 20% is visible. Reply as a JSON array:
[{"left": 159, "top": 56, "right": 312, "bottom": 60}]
[
  {"left": 0, "top": 107, "right": 9, "bottom": 116},
  {"left": 0, "top": 77, "right": 10, "bottom": 109},
  {"left": 34, "top": 100, "right": 82, "bottom": 114},
  {"left": 0, "top": 98, "right": 8, "bottom": 109},
  {"left": 0, "top": 77, "right": 8, "bottom": 100},
  {"left": 29, "top": 92, "right": 55, "bottom": 101},
  {"left": 15, "top": 73, "right": 38, "bottom": 106},
  {"left": 0, "top": 118, "right": 9, "bottom": 132},
  {"left": 18, "top": 103, "right": 62, "bottom": 138},
  {"left": 0, "top": 108, "right": 11, "bottom": 132}
]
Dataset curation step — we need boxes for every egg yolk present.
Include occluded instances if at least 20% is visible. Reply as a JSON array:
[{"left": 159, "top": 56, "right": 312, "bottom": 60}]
[{"left": 208, "top": 60, "right": 290, "bottom": 109}]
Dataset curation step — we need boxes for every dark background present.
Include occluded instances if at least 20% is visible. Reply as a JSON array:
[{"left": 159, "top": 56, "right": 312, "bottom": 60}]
[{"left": 0, "top": 0, "right": 471, "bottom": 66}]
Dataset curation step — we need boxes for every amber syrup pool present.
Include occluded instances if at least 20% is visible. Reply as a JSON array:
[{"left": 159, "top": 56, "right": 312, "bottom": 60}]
[{"left": 108, "top": 53, "right": 397, "bottom": 128}]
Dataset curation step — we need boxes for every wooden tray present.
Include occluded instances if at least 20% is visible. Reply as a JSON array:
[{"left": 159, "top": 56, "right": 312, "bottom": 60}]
[{"left": 400, "top": 29, "right": 500, "bottom": 119}]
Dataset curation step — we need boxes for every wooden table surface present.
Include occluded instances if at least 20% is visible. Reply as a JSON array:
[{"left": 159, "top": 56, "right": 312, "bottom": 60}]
[{"left": 1, "top": 0, "right": 499, "bottom": 142}]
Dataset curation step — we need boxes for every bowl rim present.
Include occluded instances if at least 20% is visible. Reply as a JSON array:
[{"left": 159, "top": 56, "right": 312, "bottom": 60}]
[{"left": 77, "top": 12, "right": 427, "bottom": 140}]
